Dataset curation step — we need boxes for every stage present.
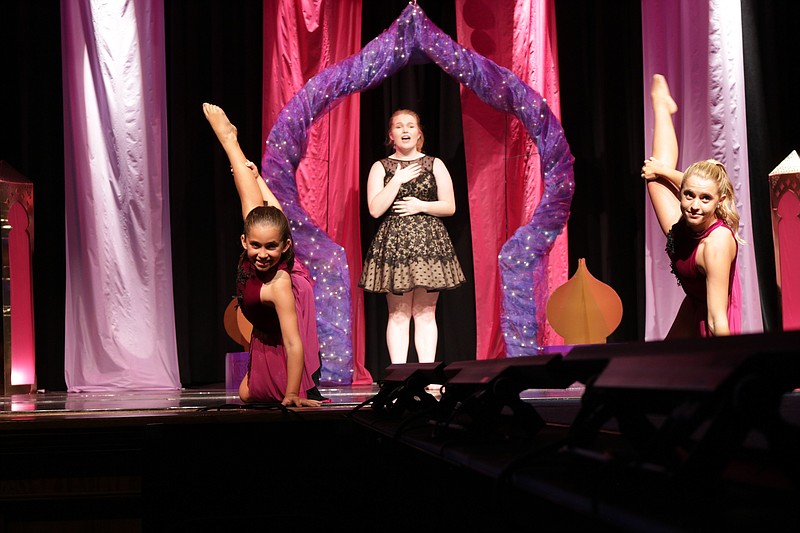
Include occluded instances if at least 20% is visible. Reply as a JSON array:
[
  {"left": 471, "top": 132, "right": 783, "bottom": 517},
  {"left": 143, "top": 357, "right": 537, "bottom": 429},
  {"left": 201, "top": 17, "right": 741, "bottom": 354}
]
[
  {"left": 1, "top": 375, "right": 798, "bottom": 532},
  {"left": 0, "top": 385, "right": 380, "bottom": 420},
  {"left": 0, "top": 383, "right": 588, "bottom": 419},
  {"left": 0, "top": 383, "right": 584, "bottom": 532}
]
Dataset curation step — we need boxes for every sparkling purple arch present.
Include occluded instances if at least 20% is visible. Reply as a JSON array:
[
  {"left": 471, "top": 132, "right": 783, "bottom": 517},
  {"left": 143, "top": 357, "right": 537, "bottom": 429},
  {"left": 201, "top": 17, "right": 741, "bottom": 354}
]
[{"left": 261, "top": 3, "right": 574, "bottom": 382}]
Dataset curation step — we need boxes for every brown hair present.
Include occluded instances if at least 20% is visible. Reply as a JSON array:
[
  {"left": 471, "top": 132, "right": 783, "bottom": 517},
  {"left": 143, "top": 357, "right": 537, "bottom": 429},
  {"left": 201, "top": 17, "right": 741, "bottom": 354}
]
[
  {"left": 243, "top": 204, "right": 295, "bottom": 268},
  {"left": 682, "top": 159, "right": 743, "bottom": 243},
  {"left": 385, "top": 109, "right": 425, "bottom": 152}
]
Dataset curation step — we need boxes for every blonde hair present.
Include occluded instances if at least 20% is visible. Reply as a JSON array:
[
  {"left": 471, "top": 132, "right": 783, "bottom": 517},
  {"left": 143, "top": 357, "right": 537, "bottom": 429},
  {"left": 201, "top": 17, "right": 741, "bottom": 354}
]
[
  {"left": 385, "top": 109, "right": 424, "bottom": 152},
  {"left": 682, "top": 159, "right": 744, "bottom": 243}
]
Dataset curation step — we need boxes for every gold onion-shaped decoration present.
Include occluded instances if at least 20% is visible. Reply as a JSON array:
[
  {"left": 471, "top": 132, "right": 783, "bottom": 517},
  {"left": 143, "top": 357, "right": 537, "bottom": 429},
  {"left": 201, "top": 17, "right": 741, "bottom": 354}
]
[
  {"left": 223, "top": 297, "right": 253, "bottom": 351},
  {"left": 546, "top": 258, "right": 622, "bottom": 344}
]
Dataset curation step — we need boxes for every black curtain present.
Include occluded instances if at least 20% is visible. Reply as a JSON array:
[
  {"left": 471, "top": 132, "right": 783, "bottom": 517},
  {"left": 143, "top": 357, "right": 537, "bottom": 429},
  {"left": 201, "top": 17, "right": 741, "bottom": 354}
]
[
  {"left": 554, "top": 0, "right": 646, "bottom": 342},
  {"left": 164, "top": 0, "right": 264, "bottom": 385},
  {"left": 0, "top": 0, "right": 789, "bottom": 391}
]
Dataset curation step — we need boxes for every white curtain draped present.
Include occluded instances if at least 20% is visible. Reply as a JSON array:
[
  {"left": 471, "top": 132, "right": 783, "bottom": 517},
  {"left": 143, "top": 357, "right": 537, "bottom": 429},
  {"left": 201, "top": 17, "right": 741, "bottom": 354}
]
[
  {"left": 61, "top": 0, "right": 180, "bottom": 391},
  {"left": 641, "top": 0, "right": 763, "bottom": 339}
]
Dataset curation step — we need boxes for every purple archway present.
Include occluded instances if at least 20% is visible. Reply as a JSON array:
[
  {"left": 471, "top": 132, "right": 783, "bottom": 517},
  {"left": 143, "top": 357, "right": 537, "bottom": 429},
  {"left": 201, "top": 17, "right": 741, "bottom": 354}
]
[{"left": 261, "top": 3, "right": 574, "bottom": 383}]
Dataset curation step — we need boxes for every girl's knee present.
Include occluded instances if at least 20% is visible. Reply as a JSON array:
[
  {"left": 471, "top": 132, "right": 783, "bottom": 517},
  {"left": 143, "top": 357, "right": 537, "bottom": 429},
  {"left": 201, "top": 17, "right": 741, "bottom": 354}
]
[
  {"left": 412, "top": 310, "right": 437, "bottom": 325},
  {"left": 387, "top": 307, "right": 412, "bottom": 324},
  {"left": 239, "top": 376, "right": 252, "bottom": 402}
]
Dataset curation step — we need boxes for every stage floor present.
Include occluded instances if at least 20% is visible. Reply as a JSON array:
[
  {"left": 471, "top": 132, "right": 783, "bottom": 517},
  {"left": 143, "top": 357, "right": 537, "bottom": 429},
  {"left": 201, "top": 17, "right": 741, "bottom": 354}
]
[
  {"left": 0, "top": 383, "right": 587, "bottom": 422},
  {"left": 0, "top": 384, "right": 377, "bottom": 421}
]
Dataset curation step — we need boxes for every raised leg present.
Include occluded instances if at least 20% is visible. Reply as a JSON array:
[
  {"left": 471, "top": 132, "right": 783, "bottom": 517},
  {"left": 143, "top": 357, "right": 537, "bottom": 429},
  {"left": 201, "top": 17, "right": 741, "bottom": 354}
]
[
  {"left": 645, "top": 75, "right": 683, "bottom": 235},
  {"left": 203, "top": 103, "right": 265, "bottom": 219},
  {"left": 650, "top": 74, "right": 679, "bottom": 169}
]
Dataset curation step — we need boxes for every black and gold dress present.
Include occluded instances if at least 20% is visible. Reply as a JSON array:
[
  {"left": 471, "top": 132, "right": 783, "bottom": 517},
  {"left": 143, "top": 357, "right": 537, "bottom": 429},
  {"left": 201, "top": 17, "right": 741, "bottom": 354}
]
[{"left": 359, "top": 155, "right": 466, "bottom": 294}]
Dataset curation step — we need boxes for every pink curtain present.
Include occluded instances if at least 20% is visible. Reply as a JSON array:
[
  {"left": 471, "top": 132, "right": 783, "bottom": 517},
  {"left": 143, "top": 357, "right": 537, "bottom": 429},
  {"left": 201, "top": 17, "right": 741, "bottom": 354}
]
[
  {"left": 456, "top": 0, "right": 566, "bottom": 359},
  {"left": 61, "top": 0, "right": 181, "bottom": 390},
  {"left": 262, "top": 0, "right": 371, "bottom": 384},
  {"left": 642, "top": 0, "right": 763, "bottom": 339}
]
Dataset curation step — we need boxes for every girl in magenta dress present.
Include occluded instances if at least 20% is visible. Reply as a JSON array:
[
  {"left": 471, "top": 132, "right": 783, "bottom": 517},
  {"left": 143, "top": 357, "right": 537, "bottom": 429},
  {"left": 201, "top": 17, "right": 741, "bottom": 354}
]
[
  {"left": 666, "top": 217, "right": 742, "bottom": 337},
  {"left": 204, "top": 102, "right": 322, "bottom": 407},
  {"left": 641, "top": 75, "right": 742, "bottom": 338},
  {"left": 236, "top": 208, "right": 322, "bottom": 402}
]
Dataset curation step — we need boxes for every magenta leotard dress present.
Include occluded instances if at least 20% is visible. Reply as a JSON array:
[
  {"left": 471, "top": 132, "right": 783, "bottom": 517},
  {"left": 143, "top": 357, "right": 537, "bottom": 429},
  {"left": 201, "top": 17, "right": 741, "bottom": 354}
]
[
  {"left": 236, "top": 257, "right": 320, "bottom": 402},
  {"left": 666, "top": 218, "right": 741, "bottom": 336}
]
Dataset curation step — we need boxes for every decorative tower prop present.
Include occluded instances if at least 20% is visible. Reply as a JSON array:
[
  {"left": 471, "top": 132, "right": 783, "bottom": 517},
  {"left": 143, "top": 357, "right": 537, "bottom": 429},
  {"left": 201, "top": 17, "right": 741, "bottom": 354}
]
[
  {"left": 0, "top": 161, "right": 36, "bottom": 394},
  {"left": 769, "top": 151, "right": 800, "bottom": 331}
]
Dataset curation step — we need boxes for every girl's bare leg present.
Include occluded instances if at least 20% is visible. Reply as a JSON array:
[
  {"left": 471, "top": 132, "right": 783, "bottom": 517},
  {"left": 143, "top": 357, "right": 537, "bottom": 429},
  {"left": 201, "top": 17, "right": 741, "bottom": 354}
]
[
  {"left": 238, "top": 373, "right": 252, "bottom": 402},
  {"left": 203, "top": 103, "right": 263, "bottom": 219},
  {"left": 203, "top": 103, "right": 244, "bottom": 161},
  {"left": 386, "top": 292, "right": 413, "bottom": 364},
  {"left": 650, "top": 74, "right": 679, "bottom": 168},
  {"left": 646, "top": 75, "right": 683, "bottom": 234},
  {"left": 411, "top": 289, "right": 439, "bottom": 363}
]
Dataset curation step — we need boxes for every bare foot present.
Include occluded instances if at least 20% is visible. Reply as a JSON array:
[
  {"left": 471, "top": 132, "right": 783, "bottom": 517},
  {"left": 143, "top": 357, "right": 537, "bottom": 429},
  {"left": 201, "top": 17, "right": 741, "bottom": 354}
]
[
  {"left": 651, "top": 74, "right": 678, "bottom": 115},
  {"left": 202, "top": 103, "right": 238, "bottom": 146}
]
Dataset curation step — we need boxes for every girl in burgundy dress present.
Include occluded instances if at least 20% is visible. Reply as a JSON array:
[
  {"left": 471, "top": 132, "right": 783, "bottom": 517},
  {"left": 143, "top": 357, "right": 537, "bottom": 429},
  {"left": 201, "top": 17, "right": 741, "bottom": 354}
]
[
  {"left": 641, "top": 75, "right": 742, "bottom": 338},
  {"left": 204, "top": 103, "right": 322, "bottom": 407}
]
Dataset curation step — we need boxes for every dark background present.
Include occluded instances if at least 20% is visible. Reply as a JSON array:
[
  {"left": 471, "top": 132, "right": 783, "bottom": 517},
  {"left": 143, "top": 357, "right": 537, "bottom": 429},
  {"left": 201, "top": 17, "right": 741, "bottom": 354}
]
[{"left": 0, "top": 0, "right": 794, "bottom": 390}]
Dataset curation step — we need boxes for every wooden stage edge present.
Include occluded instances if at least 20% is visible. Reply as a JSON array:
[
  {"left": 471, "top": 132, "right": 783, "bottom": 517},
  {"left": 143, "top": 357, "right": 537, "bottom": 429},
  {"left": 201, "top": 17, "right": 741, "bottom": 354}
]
[{"left": 0, "top": 376, "right": 799, "bottom": 531}]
